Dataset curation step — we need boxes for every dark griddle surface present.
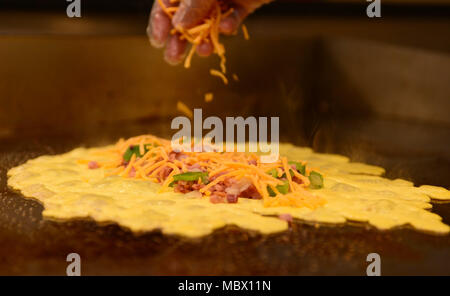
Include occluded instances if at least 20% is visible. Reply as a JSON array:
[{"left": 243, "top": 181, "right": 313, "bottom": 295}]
[{"left": 0, "top": 118, "right": 449, "bottom": 275}]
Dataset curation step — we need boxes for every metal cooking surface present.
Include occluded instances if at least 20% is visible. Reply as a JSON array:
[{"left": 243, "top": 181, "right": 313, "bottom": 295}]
[
  {"left": 0, "top": 118, "right": 449, "bottom": 275},
  {"left": 1, "top": 0, "right": 449, "bottom": 276}
]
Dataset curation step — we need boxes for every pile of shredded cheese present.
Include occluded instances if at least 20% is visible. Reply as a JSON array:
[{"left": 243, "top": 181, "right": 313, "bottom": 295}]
[{"left": 90, "top": 135, "right": 326, "bottom": 209}]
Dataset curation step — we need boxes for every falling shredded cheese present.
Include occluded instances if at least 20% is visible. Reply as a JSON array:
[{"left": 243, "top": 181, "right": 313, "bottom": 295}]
[
  {"left": 242, "top": 24, "right": 250, "bottom": 40},
  {"left": 204, "top": 93, "right": 214, "bottom": 103},
  {"left": 210, "top": 69, "right": 229, "bottom": 85},
  {"left": 157, "top": 0, "right": 174, "bottom": 17},
  {"left": 158, "top": 0, "right": 249, "bottom": 82},
  {"left": 176, "top": 101, "right": 193, "bottom": 119},
  {"left": 184, "top": 44, "right": 197, "bottom": 69},
  {"left": 157, "top": 1, "right": 250, "bottom": 109}
]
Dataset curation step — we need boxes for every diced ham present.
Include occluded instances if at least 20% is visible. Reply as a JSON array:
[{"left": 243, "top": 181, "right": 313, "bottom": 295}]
[
  {"left": 168, "top": 152, "right": 177, "bottom": 161},
  {"left": 169, "top": 152, "right": 188, "bottom": 161},
  {"left": 226, "top": 194, "right": 238, "bottom": 203},
  {"left": 176, "top": 153, "right": 188, "bottom": 160},
  {"left": 187, "top": 163, "right": 206, "bottom": 172},
  {"left": 292, "top": 176, "right": 305, "bottom": 184},
  {"left": 157, "top": 166, "right": 173, "bottom": 182},
  {"left": 279, "top": 213, "right": 293, "bottom": 222},
  {"left": 210, "top": 192, "right": 226, "bottom": 204},
  {"left": 211, "top": 183, "right": 225, "bottom": 192},
  {"left": 224, "top": 178, "right": 251, "bottom": 195},
  {"left": 88, "top": 161, "right": 99, "bottom": 169},
  {"left": 235, "top": 182, "right": 262, "bottom": 199},
  {"left": 191, "top": 183, "right": 205, "bottom": 191},
  {"left": 188, "top": 163, "right": 201, "bottom": 170},
  {"left": 175, "top": 183, "right": 191, "bottom": 193}
]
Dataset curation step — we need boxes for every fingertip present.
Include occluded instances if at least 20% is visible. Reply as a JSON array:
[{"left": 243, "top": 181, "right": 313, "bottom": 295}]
[
  {"left": 164, "top": 35, "right": 188, "bottom": 66},
  {"left": 172, "top": 0, "right": 216, "bottom": 30},
  {"left": 149, "top": 11, "right": 171, "bottom": 49},
  {"left": 196, "top": 41, "right": 213, "bottom": 57},
  {"left": 219, "top": 15, "right": 239, "bottom": 35},
  {"left": 164, "top": 55, "right": 183, "bottom": 66},
  {"left": 148, "top": 27, "right": 165, "bottom": 49}
]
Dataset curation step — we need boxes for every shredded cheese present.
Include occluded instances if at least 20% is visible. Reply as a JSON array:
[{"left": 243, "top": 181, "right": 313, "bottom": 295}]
[
  {"left": 92, "top": 135, "right": 326, "bottom": 209},
  {"left": 177, "top": 101, "right": 193, "bottom": 119},
  {"left": 242, "top": 24, "right": 250, "bottom": 40},
  {"left": 184, "top": 44, "right": 197, "bottom": 69},
  {"left": 210, "top": 69, "right": 229, "bottom": 85},
  {"left": 157, "top": 0, "right": 249, "bottom": 82},
  {"left": 156, "top": 1, "right": 251, "bottom": 110},
  {"left": 204, "top": 92, "right": 214, "bottom": 103}
]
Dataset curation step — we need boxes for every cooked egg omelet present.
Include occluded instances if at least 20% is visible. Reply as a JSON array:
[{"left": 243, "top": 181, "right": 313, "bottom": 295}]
[{"left": 7, "top": 142, "right": 450, "bottom": 237}]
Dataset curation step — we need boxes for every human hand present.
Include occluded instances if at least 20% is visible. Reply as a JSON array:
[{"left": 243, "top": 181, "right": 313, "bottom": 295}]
[{"left": 147, "top": 0, "right": 273, "bottom": 65}]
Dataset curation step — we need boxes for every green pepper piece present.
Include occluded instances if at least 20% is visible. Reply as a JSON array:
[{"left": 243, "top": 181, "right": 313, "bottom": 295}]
[
  {"left": 123, "top": 146, "right": 139, "bottom": 162},
  {"left": 289, "top": 161, "right": 306, "bottom": 175},
  {"left": 123, "top": 143, "right": 155, "bottom": 162},
  {"left": 309, "top": 171, "right": 324, "bottom": 189},
  {"left": 276, "top": 181, "right": 290, "bottom": 194},
  {"left": 173, "top": 172, "right": 209, "bottom": 184},
  {"left": 123, "top": 148, "right": 134, "bottom": 162},
  {"left": 266, "top": 169, "right": 278, "bottom": 178},
  {"left": 281, "top": 169, "right": 295, "bottom": 179},
  {"left": 267, "top": 185, "right": 277, "bottom": 197}
]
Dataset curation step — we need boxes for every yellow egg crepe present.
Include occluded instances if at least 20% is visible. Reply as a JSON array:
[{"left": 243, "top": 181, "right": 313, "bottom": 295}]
[{"left": 7, "top": 136, "right": 450, "bottom": 238}]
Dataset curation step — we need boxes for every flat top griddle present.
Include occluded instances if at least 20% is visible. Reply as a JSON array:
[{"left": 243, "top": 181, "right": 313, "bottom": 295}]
[
  {"left": 1, "top": 5, "right": 449, "bottom": 275},
  {"left": 1, "top": 118, "right": 449, "bottom": 275}
]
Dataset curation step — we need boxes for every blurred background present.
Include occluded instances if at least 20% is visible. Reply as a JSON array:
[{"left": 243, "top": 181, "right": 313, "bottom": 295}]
[{"left": 0, "top": 0, "right": 449, "bottom": 187}]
